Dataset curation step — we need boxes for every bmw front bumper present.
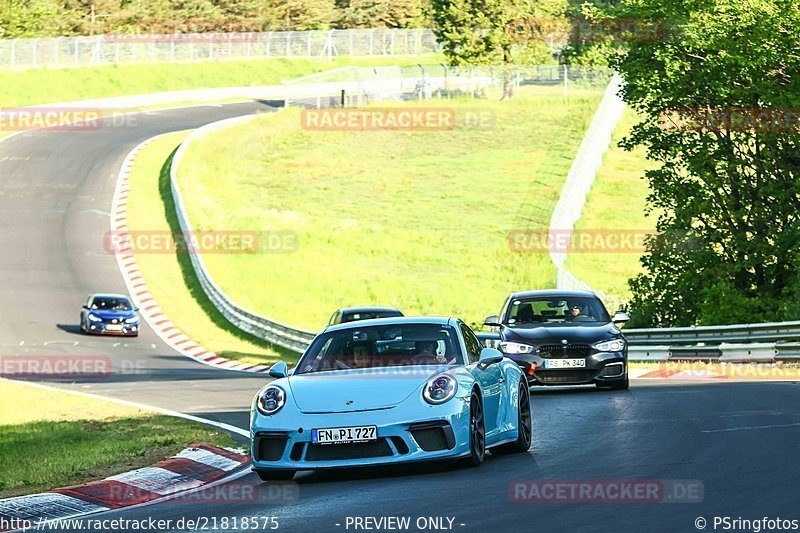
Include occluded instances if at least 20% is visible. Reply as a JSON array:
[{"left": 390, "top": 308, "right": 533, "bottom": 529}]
[{"left": 505, "top": 351, "right": 627, "bottom": 386}]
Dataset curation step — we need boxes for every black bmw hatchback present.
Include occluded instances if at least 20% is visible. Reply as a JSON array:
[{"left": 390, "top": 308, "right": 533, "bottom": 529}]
[{"left": 485, "top": 290, "right": 630, "bottom": 390}]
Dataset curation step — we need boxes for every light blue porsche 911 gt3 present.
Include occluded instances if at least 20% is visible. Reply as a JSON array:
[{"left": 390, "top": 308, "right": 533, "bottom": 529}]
[{"left": 249, "top": 317, "right": 533, "bottom": 480}]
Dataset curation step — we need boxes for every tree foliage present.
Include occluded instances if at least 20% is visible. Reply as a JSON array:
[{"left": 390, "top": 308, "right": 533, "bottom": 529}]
[{"left": 613, "top": 0, "right": 800, "bottom": 326}]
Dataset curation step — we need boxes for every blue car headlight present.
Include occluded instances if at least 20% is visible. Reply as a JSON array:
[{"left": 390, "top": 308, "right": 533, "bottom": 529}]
[
  {"left": 87, "top": 314, "right": 102, "bottom": 322},
  {"left": 125, "top": 316, "right": 139, "bottom": 324},
  {"left": 423, "top": 374, "right": 457, "bottom": 405},
  {"left": 593, "top": 339, "right": 626, "bottom": 352},
  {"left": 257, "top": 386, "right": 286, "bottom": 415},
  {"left": 499, "top": 341, "right": 536, "bottom": 355}
]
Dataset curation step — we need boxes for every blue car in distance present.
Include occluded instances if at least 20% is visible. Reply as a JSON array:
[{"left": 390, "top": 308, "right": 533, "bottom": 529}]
[
  {"left": 250, "top": 317, "right": 532, "bottom": 481},
  {"left": 80, "top": 293, "right": 140, "bottom": 337}
]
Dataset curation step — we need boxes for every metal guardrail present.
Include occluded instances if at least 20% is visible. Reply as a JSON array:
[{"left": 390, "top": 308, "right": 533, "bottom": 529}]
[{"left": 170, "top": 113, "right": 317, "bottom": 354}]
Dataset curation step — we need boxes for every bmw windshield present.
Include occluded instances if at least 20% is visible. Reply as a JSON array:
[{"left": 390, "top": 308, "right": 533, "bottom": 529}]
[
  {"left": 296, "top": 324, "right": 463, "bottom": 374},
  {"left": 504, "top": 296, "right": 611, "bottom": 327}
]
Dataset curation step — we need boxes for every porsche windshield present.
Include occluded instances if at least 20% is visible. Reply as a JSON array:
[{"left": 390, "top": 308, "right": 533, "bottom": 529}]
[
  {"left": 505, "top": 296, "right": 611, "bottom": 327},
  {"left": 296, "top": 324, "right": 463, "bottom": 374}
]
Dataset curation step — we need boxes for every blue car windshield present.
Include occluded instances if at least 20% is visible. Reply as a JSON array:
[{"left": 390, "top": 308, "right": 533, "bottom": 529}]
[
  {"left": 506, "top": 296, "right": 611, "bottom": 327},
  {"left": 91, "top": 297, "right": 132, "bottom": 311},
  {"left": 296, "top": 324, "right": 463, "bottom": 374}
]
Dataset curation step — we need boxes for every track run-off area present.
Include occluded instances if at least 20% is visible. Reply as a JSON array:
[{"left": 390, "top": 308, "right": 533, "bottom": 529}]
[{"left": 1, "top": 102, "right": 799, "bottom": 532}]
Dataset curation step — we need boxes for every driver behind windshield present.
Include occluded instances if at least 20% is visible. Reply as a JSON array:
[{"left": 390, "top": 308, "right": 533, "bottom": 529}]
[
  {"left": 352, "top": 343, "right": 373, "bottom": 368},
  {"left": 417, "top": 340, "right": 454, "bottom": 364}
]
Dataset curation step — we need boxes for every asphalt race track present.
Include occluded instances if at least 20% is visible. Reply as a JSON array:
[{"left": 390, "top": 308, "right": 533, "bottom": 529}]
[{"left": 2, "top": 102, "right": 800, "bottom": 533}]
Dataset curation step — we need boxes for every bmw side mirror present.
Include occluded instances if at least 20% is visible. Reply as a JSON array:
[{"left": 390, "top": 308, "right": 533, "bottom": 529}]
[
  {"left": 612, "top": 312, "right": 630, "bottom": 324},
  {"left": 483, "top": 315, "right": 501, "bottom": 327},
  {"left": 479, "top": 347, "right": 503, "bottom": 367},
  {"left": 82, "top": 305, "right": 89, "bottom": 310},
  {"left": 133, "top": 307, "right": 140, "bottom": 312},
  {"left": 269, "top": 361, "right": 288, "bottom": 379}
]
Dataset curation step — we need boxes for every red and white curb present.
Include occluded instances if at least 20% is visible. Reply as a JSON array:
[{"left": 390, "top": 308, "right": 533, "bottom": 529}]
[
  {"left": 110, "top": 135, "right": 271, "bottom": 373},
  {"left": 0, "top": 444, "right": 248, "bottom": 530}
]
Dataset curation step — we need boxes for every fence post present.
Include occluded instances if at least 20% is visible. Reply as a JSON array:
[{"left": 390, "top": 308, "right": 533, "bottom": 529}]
[
  {"left": 286, "top": 32, "right": 291, "bottom": 57},
  {"left": 307, "top": 30, "right": 313, "bottom": 57},
  {"left": 349, "top": 29, "right": 354, "bottom": 56},
  {"left": 74, "top": 39, "right": 80, "bottom": 66},
  {"left": 32, "top": 39, "right": 39, "bottom": 67},
  {"left": 369, "top": 29, "right": 375, "bottom": 56},
  {"left": 563, "top": 64, "right": 568, "bottom": 99},
  {"left": 266, "top": 32, "right": 273, "bottom": 57},
  {"left": 390, "top": 29, "right": 396, "bottom": 55},
  {"left": 54, "top": 38, "right": 60, "bottom": 66},
  {"left": 151, "top": 41, "right": 156, "bottom": 62},
  {"left": 170, "top": 40, "right": 175, "bottom": 62}
]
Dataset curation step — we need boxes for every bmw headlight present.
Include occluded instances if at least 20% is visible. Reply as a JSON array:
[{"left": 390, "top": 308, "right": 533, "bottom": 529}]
[
  {"left": 87, "top": 314, "right": 102, "bottom": 322},
  {"left": 423, "top": 374, "right": 457, "bottom": 405},
  {"left": 256, "top": 386, "right": 286, "bottom": 415},
  {"left": 593, "top": 339, "right": 626, "bottom": 352},
  {"left": 125, "top": 316, "right": 139, "bottom": 324},
  {"left": 498, "top": 341, "right": 536, "bottom": 355}
]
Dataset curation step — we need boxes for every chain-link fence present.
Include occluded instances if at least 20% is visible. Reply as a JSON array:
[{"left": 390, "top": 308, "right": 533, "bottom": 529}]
[
  {"left": 283, "top": 64, "right": 614, "bottom": 109},
  {"left": 0, "top": 28, "right": 440, "bottom": 70}
]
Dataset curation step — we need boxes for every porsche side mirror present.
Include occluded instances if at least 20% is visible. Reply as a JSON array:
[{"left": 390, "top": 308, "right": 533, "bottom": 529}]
[
  {"left": 479, "top": 347, "right": 503, "bottom": 367},
  {"left": 483, "top": 315, "right": 501, "bottom": 327},
  {"left": 269, "top": 361, "right": 288, "bottom": 379},
  {"left": 612, "top": 312, "right": 630, "bottom": 324},
  {"left": 82, "top": 305, "right": 89, "bottom": 310}
]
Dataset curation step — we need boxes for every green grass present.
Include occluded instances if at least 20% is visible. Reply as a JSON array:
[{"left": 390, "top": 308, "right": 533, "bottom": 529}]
[
  {"left": 125, "top": 133, "right": 294, "bottom": 365},
  {"left": 176, "top": 86, "right": 605, "bottom": 331},
  {"left": 0, "top": 55, "right": 441, "bottom": 108},
  {"left": 0, "top": 379, "right": 235, "bottom": 498},
  {"left": 564, "top": 109, "right": 657, "bottom": 300}
]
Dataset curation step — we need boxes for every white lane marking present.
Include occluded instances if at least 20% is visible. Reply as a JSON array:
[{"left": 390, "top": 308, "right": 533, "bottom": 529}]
[
  {"left": 1, "top": 378, "right": 249, "bottom": 437},
  {"left": 701, "top": 422, "right": 800, "bottom": 433},
  {"left": 0, "top": 493, "right": 108, "bottom": 519},
  {"left": 175, "top": 448, "right": 242, "bottom": 471},
  {"left": 108, "top": 467, "right": 203, "bottom": 495}
]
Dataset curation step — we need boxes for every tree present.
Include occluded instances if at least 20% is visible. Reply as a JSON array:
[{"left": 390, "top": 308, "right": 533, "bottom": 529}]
[
  {"left": 614, "top": 0, "right": 800, "bottom": 326},
  {"left": 430, "top": 0, "right": 567, "bottom": 98},
  {"left": 260, "top": 0, "right": 337, "bottom": 30},
  {"left": 337, "top": 0, "right": 426, "bottom": 29}
]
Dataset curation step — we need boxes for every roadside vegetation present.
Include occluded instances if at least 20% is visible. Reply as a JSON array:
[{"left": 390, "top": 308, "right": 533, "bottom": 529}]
[
  {"left": 0, "top": 379, "right": 235, "bottom": 499},
  {"left": 176, "top": 85, "right": 604, "bottom": 331},
  {"left": 0, "top": 55, "right": 440, "bottom": 108},
  {"left": 124, "top": 133, "right": 292, "bottom": 365}
]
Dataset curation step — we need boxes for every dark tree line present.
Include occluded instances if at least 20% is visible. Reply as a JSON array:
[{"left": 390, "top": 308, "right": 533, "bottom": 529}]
[{"left": 0, "top": 0, "right": 429, "bottom": 38}]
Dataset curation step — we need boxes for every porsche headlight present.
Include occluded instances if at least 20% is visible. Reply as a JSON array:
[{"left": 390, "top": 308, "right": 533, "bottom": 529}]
[
  {"left": 256, "top": 386, "right": 286, "bottom": 415},
  {"left": 125, "top": 316, "right": 139, "bottom": 324},
  {"left": 498, "top": 341, "right": 536, "bottom": 355},
  {"left": 87, "top": 314, "right": 102, "bottom": 322},
  {"left": 423, "top": 374, "right": 457, "bottom": 405},
  {"left": 593, "top": 339, "right": 626, "bottom": 352}
]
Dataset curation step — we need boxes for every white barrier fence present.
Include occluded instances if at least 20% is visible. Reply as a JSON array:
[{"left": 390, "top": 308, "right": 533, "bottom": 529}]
[
  {"left": 547, "top": 73, "right": 627, "bottom": 310},
  {"left": 0, "top": 28, "right": 440, "bottom": 70}
]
